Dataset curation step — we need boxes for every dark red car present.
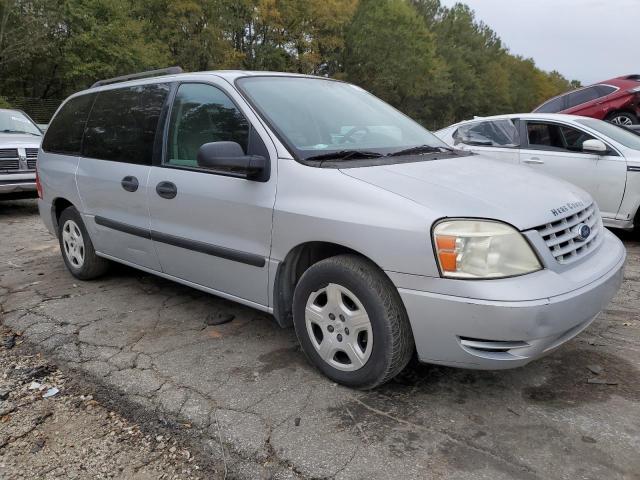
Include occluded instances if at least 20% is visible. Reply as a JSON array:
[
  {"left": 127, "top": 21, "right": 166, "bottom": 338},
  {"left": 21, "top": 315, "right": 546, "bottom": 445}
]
[{"left": 533, "top": 74, "right": 640, "bottom": 125}]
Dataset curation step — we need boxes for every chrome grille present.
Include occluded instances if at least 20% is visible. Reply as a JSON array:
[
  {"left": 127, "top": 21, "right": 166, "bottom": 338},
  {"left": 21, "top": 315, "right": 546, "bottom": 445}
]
[
  {"left": 534, "top": 203, "right": 603, "bottom": 264},
  {"left": 0, "top": 147, "right": 20, "bottom": 172},
  {"left": 26, "top": 148, "right": 38, "bottom": 170},
  {"left": 0, "top": 159, "right": 20, "bottom": 171},
  {"left": 0, "top": 148, "right": 18, "bottom": 159}
]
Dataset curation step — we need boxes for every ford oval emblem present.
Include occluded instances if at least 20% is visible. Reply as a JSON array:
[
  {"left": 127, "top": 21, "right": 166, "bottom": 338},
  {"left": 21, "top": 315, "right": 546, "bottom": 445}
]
[{"left": 573, "top": 223, "right": 591, "bottom": 241}]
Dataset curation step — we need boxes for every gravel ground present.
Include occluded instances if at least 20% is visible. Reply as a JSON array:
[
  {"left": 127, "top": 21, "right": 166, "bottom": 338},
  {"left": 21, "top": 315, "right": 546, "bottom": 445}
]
[{"left": 0, "top": 326, "right": 215, "bottom": 480}]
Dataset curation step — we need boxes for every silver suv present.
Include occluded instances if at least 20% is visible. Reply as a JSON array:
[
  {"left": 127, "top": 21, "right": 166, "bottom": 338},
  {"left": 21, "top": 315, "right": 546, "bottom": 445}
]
[
  {"left": 0, "top": 109, "right": 42, "bottom": 197},
  {"left": 37, "top": 70, "right": 626, "bottom": 388}
]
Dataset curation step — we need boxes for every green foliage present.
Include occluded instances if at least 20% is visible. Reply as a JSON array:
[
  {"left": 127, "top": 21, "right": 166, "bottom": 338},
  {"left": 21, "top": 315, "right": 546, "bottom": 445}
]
[
  {"left": 344, "top": 0, "right": 448, "bottom": 125},
  {"left": 0, "top": 0, "right": 169, "bottom": 99},
  {"left": 0, "top": 96, "right": 11, "bottom": 108},
  {"left": 0, "top": 0, "right": 577, "bottom": 128},
  {"left": 413, "top": 1, "right": 575, "bottom": 126}
]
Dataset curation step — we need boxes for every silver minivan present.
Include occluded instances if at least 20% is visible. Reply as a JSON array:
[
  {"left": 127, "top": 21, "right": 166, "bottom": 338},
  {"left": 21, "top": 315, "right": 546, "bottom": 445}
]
[{"left": 37, "top": 69, "right": 626, "bottom": 389}]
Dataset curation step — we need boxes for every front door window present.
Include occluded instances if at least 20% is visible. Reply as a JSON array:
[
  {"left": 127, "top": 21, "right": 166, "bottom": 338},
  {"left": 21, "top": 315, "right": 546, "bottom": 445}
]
[
  {"left": 166, "top": 83, "right": 250, "bottom": 169},
  {"left": 526, "top": 122, "right": 595, "bottom": 152}
]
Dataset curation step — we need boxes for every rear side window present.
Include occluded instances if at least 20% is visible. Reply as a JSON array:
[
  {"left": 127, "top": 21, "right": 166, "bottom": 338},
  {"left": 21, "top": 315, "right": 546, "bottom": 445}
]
[
  {"left": 565, "top": 86, "right": 601, "bottom": 109},
  {"left": 82, "top": 84, "right": 170, "bottom": 165},
  {"left": 534, "top": 96, "right": 565, "bottom": 113},
  {"left": 596, "top": 85, "right": 617, "bottom": 97},
  {"left": 452, "top": 119, "right": 520, "bottom": 147},
  {"left": 42, "top": 94, "right": 96, "bottom": 155}
]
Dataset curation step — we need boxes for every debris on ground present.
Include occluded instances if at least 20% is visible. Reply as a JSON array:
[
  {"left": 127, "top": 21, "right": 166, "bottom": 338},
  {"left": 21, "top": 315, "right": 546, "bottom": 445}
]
[
  {"left": 2, "top": 334, "right": 16, "bottom": 350},
  {"left": 587, "top": 364, "right": 603, "bottom": 375},
  {"left": 42, "top": 387, "right": 59, "bottom": 398},
  {"left": 205, "top": 312, "right": 235, "bottom": 326},
  {"left": 587, "top": 378, "right": 619, "bottom": 385},
  {"left": 0, "top": 388, "right": 10, "bottom": 401},
  {"left": 0, "top": 329, "right": 210, "bottom": 479}
]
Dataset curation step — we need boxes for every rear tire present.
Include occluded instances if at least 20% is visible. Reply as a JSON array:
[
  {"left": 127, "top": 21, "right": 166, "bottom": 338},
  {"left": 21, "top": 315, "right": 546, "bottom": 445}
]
[
  {"left": 607, "top": 111, "right": 638, "bottom": 126},
  {"left": 292, "top": 254, "right": 414, "bottom": 389},
  {"left": 58, "top": 206, "right": 109, "bottom": 280}
]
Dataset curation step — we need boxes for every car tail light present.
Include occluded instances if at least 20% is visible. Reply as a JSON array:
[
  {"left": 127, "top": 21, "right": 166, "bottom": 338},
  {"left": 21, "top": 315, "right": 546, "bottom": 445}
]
[{"left": 35, "top": 166, "right": 43, "bottom": 199}]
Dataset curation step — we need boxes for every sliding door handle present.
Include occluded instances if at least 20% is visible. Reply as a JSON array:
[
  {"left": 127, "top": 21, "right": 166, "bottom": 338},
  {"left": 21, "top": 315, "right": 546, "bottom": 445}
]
[
  {"left": 156, "top": 181, "right": 177, "bottom": 199},
  {"left": 121, "top": 176, "right": 139, "bottom": 192}
]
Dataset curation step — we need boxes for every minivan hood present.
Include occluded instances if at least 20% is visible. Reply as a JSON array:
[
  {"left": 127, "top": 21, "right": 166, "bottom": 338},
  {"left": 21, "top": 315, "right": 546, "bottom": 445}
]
[
  {"left": 340, "top": 155, "right": 593, "bottom": 231},
  {"left": 0, "top": 132, "right": 42, "bottom": 147}
]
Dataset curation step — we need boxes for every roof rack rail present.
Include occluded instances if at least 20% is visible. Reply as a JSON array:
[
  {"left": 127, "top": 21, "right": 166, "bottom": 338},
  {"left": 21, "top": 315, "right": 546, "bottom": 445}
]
[{"left": 91, "top": 66, "right": 184, "bottom": 88}]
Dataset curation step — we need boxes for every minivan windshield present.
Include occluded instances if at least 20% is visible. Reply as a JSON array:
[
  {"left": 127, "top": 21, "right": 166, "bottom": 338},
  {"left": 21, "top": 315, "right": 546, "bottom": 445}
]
[
  {"left": 0, "top": 109, "right": 41, "bottom": 136},
  {"left": 236, "top": 76, "right": 451, "bottom": 161},
  {"left": 576, "top": 118, "right": 640, "bottom": 151}
]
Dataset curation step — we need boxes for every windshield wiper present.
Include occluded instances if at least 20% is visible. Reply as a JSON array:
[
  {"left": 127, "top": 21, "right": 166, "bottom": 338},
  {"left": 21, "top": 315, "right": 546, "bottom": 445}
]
[
  {"left": 1, "top": 129, "right": 40, "bottom": 136},
  {"left": 388, "top": 145, "right": 456, "bottom": 157},
  {"left": 305, "top": 150, "right": 385, "bottom": 162}
]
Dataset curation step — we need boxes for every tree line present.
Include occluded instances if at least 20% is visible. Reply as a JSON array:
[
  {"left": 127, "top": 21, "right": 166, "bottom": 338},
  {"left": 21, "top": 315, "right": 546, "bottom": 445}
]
[{"left": 0, "top": 0, "right": 578, "bottom": 128}]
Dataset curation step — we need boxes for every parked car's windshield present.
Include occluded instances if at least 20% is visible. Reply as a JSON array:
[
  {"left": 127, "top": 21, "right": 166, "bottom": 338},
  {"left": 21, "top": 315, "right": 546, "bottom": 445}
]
[
  {"left": 236, "top": 76, "right": 450, "bottom": 160},
  {"left": 576, "top": 118, "right": 640, "bottom": 150},
  {"left": 0, "top": 109, "right": 41, "bottom": 136}
]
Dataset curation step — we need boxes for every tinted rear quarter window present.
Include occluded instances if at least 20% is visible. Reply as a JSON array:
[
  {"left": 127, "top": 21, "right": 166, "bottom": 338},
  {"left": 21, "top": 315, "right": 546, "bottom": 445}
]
[
  {"left": 566, "top": 86, "right": 601, "bottom": 109},
  {"left": 82, "top": 84, "right": 170, "bottom": 165},
  {"left": 535, "top": 96, "right": 565, "bottom": 113},
  {"left": 596, "top": 85, "right": 617, "bottom": 97},
  {"left": 42, "top": 94, "right": 96, "bottom": 155}
]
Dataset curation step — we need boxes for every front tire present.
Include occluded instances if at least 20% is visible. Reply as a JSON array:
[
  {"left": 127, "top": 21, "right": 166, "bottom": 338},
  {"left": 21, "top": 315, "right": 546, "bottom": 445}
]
[
  {"left": 607, "top": 111, "right": 638, "bottom": 126},
  {"left": 292, "top": 254, "right": 414, "bottom": 389},
  {"left": 58, "top": 207, "right": 109, "bottom": 280}
]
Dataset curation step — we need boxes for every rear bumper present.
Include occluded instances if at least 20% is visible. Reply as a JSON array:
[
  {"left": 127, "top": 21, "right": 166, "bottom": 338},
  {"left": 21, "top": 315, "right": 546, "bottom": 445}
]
[
  {"left": 398, "top": 230, "right": 626, "bottom": 369},
  {"left": 38, "top": 199, "right": 56, "bottom": 236}
]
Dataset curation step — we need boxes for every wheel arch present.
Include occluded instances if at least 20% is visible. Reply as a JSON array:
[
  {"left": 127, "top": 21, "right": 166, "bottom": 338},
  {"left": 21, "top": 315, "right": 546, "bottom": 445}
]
[
  {"left": 272, "top": 241, "right": 391, "bottom": 328},
  {"left": 51, "top": 197, "right": 75, "bottom": 235}
]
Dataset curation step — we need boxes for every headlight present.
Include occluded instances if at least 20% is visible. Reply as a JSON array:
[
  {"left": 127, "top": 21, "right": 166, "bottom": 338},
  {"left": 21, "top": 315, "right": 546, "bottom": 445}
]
[{"left": 433, "top": 220, "right": 542, "bottom": 279}]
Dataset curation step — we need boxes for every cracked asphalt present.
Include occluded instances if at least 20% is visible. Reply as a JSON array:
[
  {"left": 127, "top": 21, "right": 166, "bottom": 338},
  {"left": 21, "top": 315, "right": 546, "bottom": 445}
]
[{"left": 1, "top": 199, "right": 639, "bottom": 480}]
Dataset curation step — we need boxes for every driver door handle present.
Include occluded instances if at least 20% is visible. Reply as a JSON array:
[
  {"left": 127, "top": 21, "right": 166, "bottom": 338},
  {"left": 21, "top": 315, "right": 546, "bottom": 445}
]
[
  {"left": 156, "top": 181, "right": 177, "bottom": 199},
  {"left": 523, "top": 157, "right": 544, "bottom": 165}
]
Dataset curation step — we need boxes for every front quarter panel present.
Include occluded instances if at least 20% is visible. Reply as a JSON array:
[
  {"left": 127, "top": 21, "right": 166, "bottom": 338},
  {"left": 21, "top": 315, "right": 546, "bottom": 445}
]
[{"left": 271, "top": 159, "right": 441, "bottom": 277}]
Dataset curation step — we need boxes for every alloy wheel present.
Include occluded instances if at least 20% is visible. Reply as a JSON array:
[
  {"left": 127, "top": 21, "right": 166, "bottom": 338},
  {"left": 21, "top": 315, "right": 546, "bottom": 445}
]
[{"left": 610, "top": 115, "right": 633, "bottom": 126}]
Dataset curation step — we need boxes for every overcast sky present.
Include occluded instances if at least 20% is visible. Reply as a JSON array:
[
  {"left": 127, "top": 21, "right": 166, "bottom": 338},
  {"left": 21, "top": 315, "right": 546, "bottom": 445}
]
[{"left": 439, "top": 0, "right": 639, "bottom": 85}]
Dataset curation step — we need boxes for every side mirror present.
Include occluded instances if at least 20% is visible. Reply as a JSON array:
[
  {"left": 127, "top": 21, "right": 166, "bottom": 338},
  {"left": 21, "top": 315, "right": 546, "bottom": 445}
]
[
  {"left": 196, "top": 141, "right": 267, "bottom": 181},
  {"left": 582, "top": 139, "right": 608, "bottom": 154}
]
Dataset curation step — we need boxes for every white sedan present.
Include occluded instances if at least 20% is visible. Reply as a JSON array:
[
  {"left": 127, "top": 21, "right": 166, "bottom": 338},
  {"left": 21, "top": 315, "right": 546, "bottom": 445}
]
[{"left": 437, "top": 113, "right": 640, "bottom": 232}]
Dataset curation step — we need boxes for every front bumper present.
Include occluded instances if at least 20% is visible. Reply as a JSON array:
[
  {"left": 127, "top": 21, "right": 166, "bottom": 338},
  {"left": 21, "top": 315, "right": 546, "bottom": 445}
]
[
  {"left": 397, "top": 230, "right": 626, "bottom": 369},
  {"left": 0, "top": 172, "right": 36, "bottom": 195},
  {"left": 0, "top": 177, "right": 36, "bottom": 194}
]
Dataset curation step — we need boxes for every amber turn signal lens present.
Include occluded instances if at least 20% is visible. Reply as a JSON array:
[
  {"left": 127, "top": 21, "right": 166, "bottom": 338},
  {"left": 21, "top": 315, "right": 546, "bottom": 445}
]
[
  {"left": 435, "top": 235, "right": 456, "bottom": 250},
  {"left": 438, "top": 251, "right": 457, "bottom": 272},
  {"left": 435, "top": 235, "right": 458, "bottom": 272}
]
